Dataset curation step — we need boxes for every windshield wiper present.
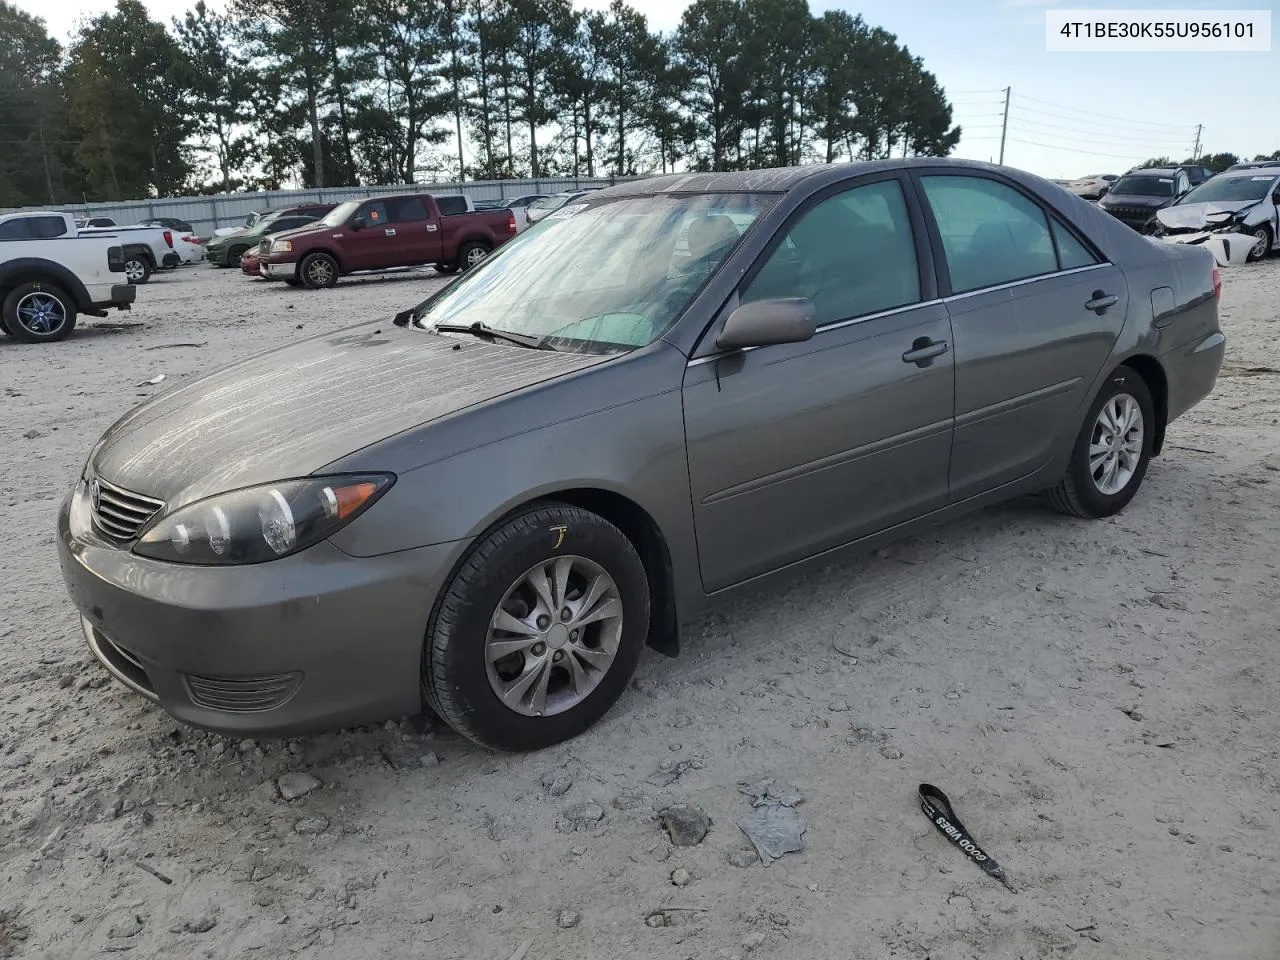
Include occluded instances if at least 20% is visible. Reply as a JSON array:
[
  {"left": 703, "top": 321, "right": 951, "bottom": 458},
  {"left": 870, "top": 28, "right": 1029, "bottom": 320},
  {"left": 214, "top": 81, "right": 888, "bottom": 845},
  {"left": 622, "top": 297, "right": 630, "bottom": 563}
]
[{"left": 432, "top": 321, "right": 555, "bottom": 351}]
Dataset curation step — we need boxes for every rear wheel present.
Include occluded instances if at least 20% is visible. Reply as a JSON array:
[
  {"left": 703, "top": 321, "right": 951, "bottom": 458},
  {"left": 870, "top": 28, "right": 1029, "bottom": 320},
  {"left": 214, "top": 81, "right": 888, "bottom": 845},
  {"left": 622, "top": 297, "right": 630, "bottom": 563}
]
[
  {"left": 423, "top": 503, "right": 650, "bottom": 751},
  {"left": 1045, "top": 367, "right": 1154, "bottom": 519},
  {"left": 123, "top": 256, "right": 151, "bottom": 284},
  {"left": 1246, "top": 225, "right": 1272, "bottom": 262},
  {"left": 300, "top": 252, "right": 339, "bottom": 289},
  {"left": 3, "top": 282, "right": 77, "bottom": 344},
  {"left": 459, "top": 241, "right": 490, "bottom": 271}
]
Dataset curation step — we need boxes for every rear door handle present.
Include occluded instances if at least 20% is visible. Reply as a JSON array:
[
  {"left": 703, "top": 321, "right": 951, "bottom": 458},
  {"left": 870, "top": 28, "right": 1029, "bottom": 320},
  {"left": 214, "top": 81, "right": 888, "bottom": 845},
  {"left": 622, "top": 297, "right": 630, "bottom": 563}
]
[
  {"left": 1085, "top": 290, "right": 1119, "bottom": 313},
  {"left": 902, "top": 338, "right": 949, "bottom": 367}
]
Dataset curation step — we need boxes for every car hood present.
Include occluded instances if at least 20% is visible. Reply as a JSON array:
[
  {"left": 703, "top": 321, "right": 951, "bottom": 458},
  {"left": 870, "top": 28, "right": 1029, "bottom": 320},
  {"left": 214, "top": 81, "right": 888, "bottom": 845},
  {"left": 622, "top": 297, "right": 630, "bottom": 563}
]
[
  {"left": 1156, "top": 200, "right": 1257, "bottom": 228},
  {"left": 1100, "top": 193, "right": 1170, "bottom": 208},
  {"left": 270, "top": 222, "right": 334, "bottom": 244},
  {"left": 89, "top": 322, "right": 608, "bottom": 507}
]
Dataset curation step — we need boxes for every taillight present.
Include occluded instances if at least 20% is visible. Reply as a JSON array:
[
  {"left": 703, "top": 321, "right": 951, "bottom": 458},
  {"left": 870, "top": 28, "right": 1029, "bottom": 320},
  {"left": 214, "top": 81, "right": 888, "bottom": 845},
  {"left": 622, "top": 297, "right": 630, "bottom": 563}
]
[
  {"left": 163, "top": 230, "right": 173, "bottom": 247},
  {"left": 508, "top": 211, "right": 516, "bottom": 233},
  {"left": 1212, "top": 264, "right": 1221, "bottom": 298}
]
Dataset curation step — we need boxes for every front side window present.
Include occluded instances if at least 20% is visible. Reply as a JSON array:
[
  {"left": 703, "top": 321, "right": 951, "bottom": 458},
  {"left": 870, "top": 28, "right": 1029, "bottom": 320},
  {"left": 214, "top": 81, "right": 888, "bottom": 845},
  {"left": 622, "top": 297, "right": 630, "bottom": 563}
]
[
  {"left": 414, "top": 192, "right": 774, "bottom": 354},
  {"left": 357, "top": 200, "right": 388, "bottom": 224},
  {"left": 921, "top": 175, "right": 1058, "bottom": 293},
  {"left": 741, "top": 179, "right": 921, "bottom": 325}
]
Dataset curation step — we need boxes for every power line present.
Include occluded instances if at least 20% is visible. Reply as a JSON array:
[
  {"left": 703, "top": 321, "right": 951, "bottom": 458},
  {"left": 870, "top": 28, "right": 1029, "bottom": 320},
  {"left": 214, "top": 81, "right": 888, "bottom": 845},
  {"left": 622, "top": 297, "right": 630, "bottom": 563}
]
[
  {"left": 1011, "top": 93, "right": 1194, "bottom": 133},
  {"left": 1004, "top": 137, "right": 1155, "bottom": 160},
  {"left": 1005, "top": 117, "right": 1195, "bottom": 149},
  {"left": 1010, "top": 102, "right": 1197, "bottom": 137}
]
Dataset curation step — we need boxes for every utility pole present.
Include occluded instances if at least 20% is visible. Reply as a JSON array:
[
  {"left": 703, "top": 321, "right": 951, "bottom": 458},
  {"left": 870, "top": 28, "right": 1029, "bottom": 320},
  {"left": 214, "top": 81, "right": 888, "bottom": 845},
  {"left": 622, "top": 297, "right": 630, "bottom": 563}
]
[
  {"left": 1192, "top": 123, "right": 1202, "bottom": 159},
  {"left": 998, "top": 86, "right": 1011, "bottom": 165}
]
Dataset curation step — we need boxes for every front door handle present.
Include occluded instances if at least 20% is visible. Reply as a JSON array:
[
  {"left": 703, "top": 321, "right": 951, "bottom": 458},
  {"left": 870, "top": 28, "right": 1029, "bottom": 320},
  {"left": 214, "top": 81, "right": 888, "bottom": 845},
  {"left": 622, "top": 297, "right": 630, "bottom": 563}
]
[
  {"left": 902, "top": 337, "right": 949, "bottom": 367},
  {"left": 384, "top": 227, "right": 397, "bottom": 237},
  {"left": 1085, "top": 290, "right": 1119, "bottom": 313}
]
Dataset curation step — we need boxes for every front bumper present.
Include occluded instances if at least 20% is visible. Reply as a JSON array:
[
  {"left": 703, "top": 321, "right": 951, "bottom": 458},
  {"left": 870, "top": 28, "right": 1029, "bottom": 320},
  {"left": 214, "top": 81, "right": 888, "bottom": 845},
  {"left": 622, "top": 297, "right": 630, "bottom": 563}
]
[
  {"left": 57, "top": 482, "right": 464, "bottom": 735},
  {"left": 262, "top": 260, "right": 298, "bottom": 281}
]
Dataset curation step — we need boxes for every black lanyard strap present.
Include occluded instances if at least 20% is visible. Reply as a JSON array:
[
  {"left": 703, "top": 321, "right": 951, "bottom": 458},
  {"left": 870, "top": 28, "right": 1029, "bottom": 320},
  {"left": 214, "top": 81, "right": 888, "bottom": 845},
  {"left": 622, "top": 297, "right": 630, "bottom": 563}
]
[{"left": 919, "top": 783, "right": 1016, "bottom": 892}]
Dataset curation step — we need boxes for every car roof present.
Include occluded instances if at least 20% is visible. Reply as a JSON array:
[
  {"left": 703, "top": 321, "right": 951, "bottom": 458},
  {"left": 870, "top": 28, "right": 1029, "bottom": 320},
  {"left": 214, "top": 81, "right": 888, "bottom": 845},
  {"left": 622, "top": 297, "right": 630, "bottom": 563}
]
[
  {"left": 1214, "top": 167, "right": 1280, "bottom": 180},
  {"left": 1121, "top": 168, "right": 1180, "bottom": 177}
]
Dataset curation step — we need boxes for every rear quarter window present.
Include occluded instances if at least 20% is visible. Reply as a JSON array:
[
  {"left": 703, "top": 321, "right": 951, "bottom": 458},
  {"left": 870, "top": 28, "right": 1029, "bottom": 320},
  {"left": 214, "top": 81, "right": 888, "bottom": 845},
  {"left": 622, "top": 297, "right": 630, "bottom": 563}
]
[{"left": 436, "top": 196, "right": 468, "bottom": 216}]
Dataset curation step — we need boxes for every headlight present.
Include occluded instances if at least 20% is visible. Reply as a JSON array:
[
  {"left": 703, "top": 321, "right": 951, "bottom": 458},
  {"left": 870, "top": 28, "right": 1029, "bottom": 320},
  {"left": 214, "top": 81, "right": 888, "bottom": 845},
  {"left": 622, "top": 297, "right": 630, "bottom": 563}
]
[
  {"left": 133, "top": 474, "right": 394, "bottom": 565},
  {"left": 270, "top": 239, "right": 293, "bottom": 254}
]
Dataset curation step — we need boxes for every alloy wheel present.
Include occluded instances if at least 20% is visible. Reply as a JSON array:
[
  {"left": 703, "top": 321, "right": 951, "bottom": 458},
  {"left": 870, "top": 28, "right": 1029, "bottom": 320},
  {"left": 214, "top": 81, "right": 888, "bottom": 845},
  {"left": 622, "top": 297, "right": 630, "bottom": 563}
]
[
  {"left": 15, "top": 292, "right": 67, "bottom": 336},
  {"left": 1251, "top": 228, "right": 1269, "bottom": 260},
  {"left": 465, "top": 246, "right": 488, "bottom": 268},
  {"left": 484, "top": 555, "right": 624, "bottom": 718},
  {"left": 306, "top": 258, "right": 334, "bottom": 286},
  {"left": 1089, "top": 393, "right": 1144, "bottom": 495},
  {"left": 124, "top": 260, "right": 146, "bottom": 282}
]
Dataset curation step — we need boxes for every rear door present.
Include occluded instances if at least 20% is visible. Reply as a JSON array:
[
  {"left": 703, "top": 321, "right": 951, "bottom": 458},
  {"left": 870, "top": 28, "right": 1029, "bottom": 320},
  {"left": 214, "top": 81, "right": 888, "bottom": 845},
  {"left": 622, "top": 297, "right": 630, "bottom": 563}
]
[
  {"left": 682, "top": 175, "right": 955, "bottom": 591},
  {"left": 384, "top": 195, "right": 441, "bottom": 266},
  {"left": 910, "top": 170, "right": 1128, "bottom": 501}
]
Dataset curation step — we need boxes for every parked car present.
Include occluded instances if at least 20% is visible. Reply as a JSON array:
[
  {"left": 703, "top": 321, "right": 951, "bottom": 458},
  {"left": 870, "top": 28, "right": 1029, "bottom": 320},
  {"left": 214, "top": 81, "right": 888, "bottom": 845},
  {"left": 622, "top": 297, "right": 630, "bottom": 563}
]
[
  {"left": 1096, "top": 167, "right": 1191, "bottom": 231},
  {"left": 75, "top": 216, "right": 118, "bottom": 228},
  {"left": 57, "top": 159, "right": 1224, "bottom": 748},
  {"left": 206, "top": 210, "right": 330, "bottom": 268},
  {"left": 1175, "top": 164, "right": 1215, "bottom": 186},
  {"left": 144, "top": 217, "right": 196, "bottom": 234},
  {"left": 524, "top": 190, "right": 598, "bottom": 224},
  {"left": 258, "top": 193, "right": 518, "bottom": 287},
  {"left": 0, "top": 211, "right": 135, "bottom": 343},
  {"left": 1064, "top": 174, "right": 1118, "bottom": 200},
  {"left": 1225, "top": 160, "right": 1280, "bottom": 172},
  {"left": 213, "top": 211, "right": 264, "bottom": 238},
  {"left": 240, "top": 245, "right": 262, "bottom": 277},
  {"left": 504, "top": 194, "right": 549, "bottom": 230},
  {"left": 77, "top": 223, "right": 181, "bottom": 283},
  {"left": 1151, "top": 166, "right": 1280, "bottom": 261}
]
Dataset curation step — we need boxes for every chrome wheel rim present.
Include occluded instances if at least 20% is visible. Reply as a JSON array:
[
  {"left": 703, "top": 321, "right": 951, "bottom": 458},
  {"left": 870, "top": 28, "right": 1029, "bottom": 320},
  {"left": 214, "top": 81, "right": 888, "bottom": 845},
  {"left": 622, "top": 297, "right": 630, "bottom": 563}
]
[
  {"left": 124, "top": 260, "right": 146, "bottom": 282},
  {"left": 306, "top": 258, "right": 334, "bottom": 286},
  {"left": 1251, "top": 229, "right": 1269, "bottom": 258},
  {"left": 485, "top": 555, "right": 624, "bottom": 718},
  {"left": 15, "top": 292, "right": 67, "bottom": 335},
  {"left": 1090, "top": 393, "right": 1144, "bottom": 495},
  {"left": 465, "top": 246, "right": 487, "bottom": 268}
]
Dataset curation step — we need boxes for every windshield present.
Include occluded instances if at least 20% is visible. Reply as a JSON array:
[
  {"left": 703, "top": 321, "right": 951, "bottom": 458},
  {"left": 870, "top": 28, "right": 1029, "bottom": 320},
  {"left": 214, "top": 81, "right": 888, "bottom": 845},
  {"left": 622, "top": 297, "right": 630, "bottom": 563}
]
[
  {"left": 320, "top": 201, "right": 359, "bottom": 227},
  {"left": 1179, "top": 174, "right": 1278, "bottom": 205},
  {"left": 528, "top": 195, "right": 570, "bottom": 212},
  {"left": 413, "top": 193, "right": 774, "bottom": 354},
  {"left": 1110, "top": 175, "right": 1175, "bottom": 197}
]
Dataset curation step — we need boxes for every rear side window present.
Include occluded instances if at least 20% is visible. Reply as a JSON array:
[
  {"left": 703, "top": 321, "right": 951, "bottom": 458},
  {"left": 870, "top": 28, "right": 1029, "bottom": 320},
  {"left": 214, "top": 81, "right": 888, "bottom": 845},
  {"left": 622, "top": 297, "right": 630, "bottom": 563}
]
[
  {"left": 387, "top": 196, "right": 429, "bottom": 222},
  {"left": 1050, "top": 218, "right": 1099, "bottom": 270},
  {"left": 436, "top": 196, "right": 468, "bottom": 216},
  {"left": 921, "top": 176, "right": 1059, "bottom": 293},
  {"left": 742, "top": 179, "right": 921, "bottom": 325}
]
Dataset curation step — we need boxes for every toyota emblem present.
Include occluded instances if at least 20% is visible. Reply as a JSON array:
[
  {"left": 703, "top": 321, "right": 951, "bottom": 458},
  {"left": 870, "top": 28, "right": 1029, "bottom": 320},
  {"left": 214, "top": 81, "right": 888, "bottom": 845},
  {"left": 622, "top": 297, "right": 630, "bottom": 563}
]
[{"left": 89, "top": 479, "right": 102, "bottom": 512}]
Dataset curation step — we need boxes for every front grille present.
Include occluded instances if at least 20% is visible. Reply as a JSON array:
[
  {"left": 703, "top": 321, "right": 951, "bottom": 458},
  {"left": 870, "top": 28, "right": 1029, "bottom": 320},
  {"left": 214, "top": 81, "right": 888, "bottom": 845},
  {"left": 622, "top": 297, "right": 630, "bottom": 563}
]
[
  {"left": 185, "top": 673, "right": 303, "bottom": 713},
  {"left": 90, "top": 477, "right": 165, "bottom": 541}
]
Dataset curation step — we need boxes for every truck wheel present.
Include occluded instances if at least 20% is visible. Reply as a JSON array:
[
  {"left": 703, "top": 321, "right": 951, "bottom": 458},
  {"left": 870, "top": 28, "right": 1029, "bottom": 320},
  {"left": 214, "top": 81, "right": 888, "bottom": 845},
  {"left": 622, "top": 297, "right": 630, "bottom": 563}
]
[
  {"left": 300, "top": 252, "right": 339, "bottom": 289},
  {"left": 459, "top": 242, "right": 491, "bottom": 271},
  {"left": 3, "top": 282, "right": 78, "bottom": 344},
  {"left": 434, "top": 262, "right": 460, "bottom": 275},
  {"left": 123, "top": 255, "right": 151, "bottom": 284}
]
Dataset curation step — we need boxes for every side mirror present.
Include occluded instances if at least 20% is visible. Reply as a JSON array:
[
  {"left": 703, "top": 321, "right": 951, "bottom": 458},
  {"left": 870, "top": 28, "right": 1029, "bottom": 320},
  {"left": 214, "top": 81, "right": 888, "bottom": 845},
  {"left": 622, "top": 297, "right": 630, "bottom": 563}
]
[
  {"left": 716, "top": 297, "right": 817, "bottom": 351},
  {"left": 351, "top": 217, "right": 369, "bottom": 231}
]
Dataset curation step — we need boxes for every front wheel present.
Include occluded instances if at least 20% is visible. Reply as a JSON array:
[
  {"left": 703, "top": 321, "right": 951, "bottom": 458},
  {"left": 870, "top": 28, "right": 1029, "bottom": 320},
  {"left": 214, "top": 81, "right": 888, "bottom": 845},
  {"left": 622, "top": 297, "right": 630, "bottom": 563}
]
[
  {"left": 299, "top": 252, "right": 339, "bottom": 289},
  {"left": 459, "top": 241, "right": 491, "bottom": 271},
  {"left": 227, "top": 246, "right": 248, "bottom": 268},
  {"left": 2, "top": 282, "right": 78, "bottom": 344},
  {"left": 1246, "top": 225, "right": 1272, "bottom": 263},
  {"left": 1045, "top": 367, "right": 1154, "bottom": 519},
  {"left": 433, "top": 262, "right": 460, "bottom": 275},
  {"left": 423, "top": 503, "right": 651, "bottom": 751}
]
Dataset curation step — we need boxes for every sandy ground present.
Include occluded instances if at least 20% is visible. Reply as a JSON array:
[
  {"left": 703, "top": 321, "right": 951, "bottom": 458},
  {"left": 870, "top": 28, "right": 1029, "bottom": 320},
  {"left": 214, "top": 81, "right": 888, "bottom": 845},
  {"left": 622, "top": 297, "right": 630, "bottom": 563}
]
[{"left": 1, "top": 258, "right": 1279, "bottom": 960}]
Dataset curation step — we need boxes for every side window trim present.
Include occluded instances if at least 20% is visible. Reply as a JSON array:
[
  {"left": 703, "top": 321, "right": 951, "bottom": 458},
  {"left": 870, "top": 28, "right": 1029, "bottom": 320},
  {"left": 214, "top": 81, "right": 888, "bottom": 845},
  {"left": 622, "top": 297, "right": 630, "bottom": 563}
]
[{"left": 907, "top": 167, "right": 1109, "bottom": 298}]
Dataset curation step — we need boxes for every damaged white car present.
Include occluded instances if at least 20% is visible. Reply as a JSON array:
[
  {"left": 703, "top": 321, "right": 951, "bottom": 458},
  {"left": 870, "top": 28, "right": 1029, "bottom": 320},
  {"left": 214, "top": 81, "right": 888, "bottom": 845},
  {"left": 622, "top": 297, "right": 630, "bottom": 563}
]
[{"left": 1149, "top": 167, "right": 1280, "bottom": 264}]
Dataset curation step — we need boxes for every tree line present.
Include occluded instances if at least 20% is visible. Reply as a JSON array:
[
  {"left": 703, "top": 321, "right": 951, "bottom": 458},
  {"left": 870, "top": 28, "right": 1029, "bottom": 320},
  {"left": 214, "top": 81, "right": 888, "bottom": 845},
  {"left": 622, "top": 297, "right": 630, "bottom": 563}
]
[
  {"left": 1141, "top": 152, "right": 1280, "bottom": 173},
  {"left": 0, "top": 0, "right": 962, "bottom": 206}
]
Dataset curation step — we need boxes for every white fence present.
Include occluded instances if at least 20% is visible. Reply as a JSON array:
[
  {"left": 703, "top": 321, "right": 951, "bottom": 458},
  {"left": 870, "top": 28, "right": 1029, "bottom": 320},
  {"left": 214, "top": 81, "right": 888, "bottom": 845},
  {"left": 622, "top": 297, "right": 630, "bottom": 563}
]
[{"left": 2, "top": 176, "right": 639, "bottom": 237}]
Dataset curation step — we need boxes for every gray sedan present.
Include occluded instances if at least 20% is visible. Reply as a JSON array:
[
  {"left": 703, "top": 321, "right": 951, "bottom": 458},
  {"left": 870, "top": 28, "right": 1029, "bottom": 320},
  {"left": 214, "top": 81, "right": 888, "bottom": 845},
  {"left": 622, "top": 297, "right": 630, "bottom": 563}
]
[{"left": 57, "top": 159, "right": 1225, "bottom": 751}]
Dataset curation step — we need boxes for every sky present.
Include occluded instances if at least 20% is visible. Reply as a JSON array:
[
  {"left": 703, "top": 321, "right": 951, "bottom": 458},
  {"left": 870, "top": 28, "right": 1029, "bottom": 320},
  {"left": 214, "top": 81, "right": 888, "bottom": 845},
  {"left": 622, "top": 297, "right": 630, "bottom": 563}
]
[{"left": 14, "top": 0, "right": 1279, "bottom": 179}]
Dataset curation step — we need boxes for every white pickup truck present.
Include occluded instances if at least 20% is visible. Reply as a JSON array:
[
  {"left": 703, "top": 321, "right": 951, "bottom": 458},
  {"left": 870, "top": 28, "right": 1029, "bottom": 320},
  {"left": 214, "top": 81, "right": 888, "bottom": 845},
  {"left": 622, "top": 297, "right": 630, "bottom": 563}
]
[
  {"left": 77, "top": 222, "right": 182, "bottom": 283},
  {"left": 0, "top": 211, "right": 136, "bottom": 343}
]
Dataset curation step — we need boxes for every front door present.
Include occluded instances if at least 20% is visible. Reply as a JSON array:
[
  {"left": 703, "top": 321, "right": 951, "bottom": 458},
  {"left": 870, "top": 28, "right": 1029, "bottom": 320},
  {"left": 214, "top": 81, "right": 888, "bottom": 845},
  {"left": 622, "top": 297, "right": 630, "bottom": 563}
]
[
  {"left": 912, "top": 172, "right": 1130, "bottom": 499},
  {"left": 682, "top": 176, "right": 956, "bottom": 593},
  {"left": 343, "top": 199, "right": 395, "bottom": 271}
]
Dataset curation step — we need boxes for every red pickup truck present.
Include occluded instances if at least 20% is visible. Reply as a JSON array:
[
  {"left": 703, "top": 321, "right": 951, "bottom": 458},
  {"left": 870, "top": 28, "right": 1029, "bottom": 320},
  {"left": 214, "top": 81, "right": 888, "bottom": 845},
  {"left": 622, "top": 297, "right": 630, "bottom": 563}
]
[{"left": 258, "top": 193, "right": 517, "bottom": 289}]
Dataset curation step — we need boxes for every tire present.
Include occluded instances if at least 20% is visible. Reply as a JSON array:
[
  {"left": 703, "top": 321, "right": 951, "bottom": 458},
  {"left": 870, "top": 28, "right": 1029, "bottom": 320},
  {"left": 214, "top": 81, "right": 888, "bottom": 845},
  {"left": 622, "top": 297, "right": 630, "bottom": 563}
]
[
  {"left": 459, "top": 241, "right": 491, "bottom": 271},
  {"left": 1246, "top": 225, "right": 1272, "bottom": 263},
  {"left": 433, "top": 262, "right": 460, "bottom": 275},
  {"left": 1045, "top": 366, "right": 1154, "bottom": 519},
  {"left": 227, "top": 246, "right": 248, "bottom": 268},
  {"left": 423, "top": 502, "right": 651, "bottom": 751},
  {"left": 123, "top": 256, "right": 151, "bottom": 284},
  {"left": 2, "top": 281, "right": 77, "bottom": 344},
  {"left": 299, "top": 252, "right": 339, "bottom": 289}
]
